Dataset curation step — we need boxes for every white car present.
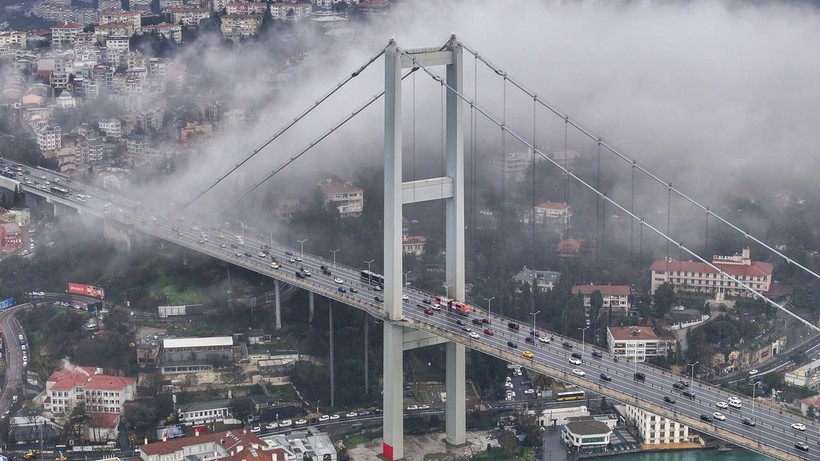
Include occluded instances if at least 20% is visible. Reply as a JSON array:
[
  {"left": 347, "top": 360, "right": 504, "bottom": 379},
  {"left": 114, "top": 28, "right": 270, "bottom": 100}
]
[
  {"left": 569, "top": 357, "right": 582, "bottom": 365},
  {"left": 334, "top": 277, "right": 344, "bottom": 284},
  {"left": 418, "top": 405, "right": 430, "bottom": 410},
  {"left": 524, "top": 388, "right": 535, "bottom": 395},
  {"left": 402, "top": 294, "right": 409, "bottom": 301},
  {"left": 713, "top": 412, "right": 726, "bottom": 421},
  {"left": 431, "top": 304, "right": 441, "bottom": 310},
  {"left": 271, "top": 262, "right": 280, "bottom": 269},
  {"left": 716, "top": 401, "right": 728, "bottom": 409},
  {"left": 250, "top": 426, "right": 261, "bottom": 433},
  {"left": 295, "top": 419, "right": 307, "bottom": 425},
  {"left": 571, "top": 368, "right": 586, "bottom": 377},
  {"left": 748, "top": 369, "right": 759, "bottom": 375},
  {"left": 329, "top": 414, "right": 340, "bottom": 420},
  {"left": 468, "top": 332, "right": 480, "bottom": 339},
  {"left": 318, "top": 415, "right": 330, "bottom": 422},
  {"left": 792, "top": 423, "right": 807, "bottom": 431},
  {"left": 345, "top": 412, "right": 358, "bottom": 418},
  {"left": 728, "top": 400, "right": 742, "bottom": 409},
  {"left": 279, "top": 419, "right": 292, "bottom": 427},
  {"left": 265, "top": 422, "right": 278, "bottom": 430},
  {"left": 406, "top": 405, "right": 418, "bottom": 411},
  {"left": 538, "top": 336, "right": 551, "bottom": 343}
]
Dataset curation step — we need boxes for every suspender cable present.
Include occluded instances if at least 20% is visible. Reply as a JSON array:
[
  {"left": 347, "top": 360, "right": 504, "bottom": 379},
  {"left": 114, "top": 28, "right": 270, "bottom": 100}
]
[
  {"left": 457, "top": 40, "right": 820, "bottom": 284},
  {"left": 402, "top": 47, "right": 816, "bottom": 332}
]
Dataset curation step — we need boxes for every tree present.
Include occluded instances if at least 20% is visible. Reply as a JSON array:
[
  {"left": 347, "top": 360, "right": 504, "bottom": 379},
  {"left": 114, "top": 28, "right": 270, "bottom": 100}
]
[
  {"left": 497, "top": 429, "right": 519, "bottom": 457},
  {"left": 229, "top": 396, "right": 256, "bottom": 424},
  {"left": 653, "top": 282, "right": 675, "bottom": 317}
]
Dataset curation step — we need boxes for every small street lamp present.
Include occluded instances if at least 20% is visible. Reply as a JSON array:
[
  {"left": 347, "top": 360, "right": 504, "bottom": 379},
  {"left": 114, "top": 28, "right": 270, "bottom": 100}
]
[
  {"left": 578, "top": 326, "right": 589, "bottom": 356},
  {"left": 484, "top": 297, "right": 495, "bottom": 324},
  {"left": 687, "top": 361, "right": 699, "bottom": 389},
  {"left": 330, "top": 249, "right": 340, "bottom": 268},
  {"left": 403, "top": 270, "right": 412, "bottom": 287}
]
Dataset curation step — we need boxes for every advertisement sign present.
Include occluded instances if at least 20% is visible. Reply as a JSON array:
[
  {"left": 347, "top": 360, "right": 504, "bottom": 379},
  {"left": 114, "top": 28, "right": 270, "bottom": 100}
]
[
  {"left": 67, "top": 282, "right": 105, "bottom": 299},
  {"left": 0, "top": 297, "right": 13, "bottom": 309}
]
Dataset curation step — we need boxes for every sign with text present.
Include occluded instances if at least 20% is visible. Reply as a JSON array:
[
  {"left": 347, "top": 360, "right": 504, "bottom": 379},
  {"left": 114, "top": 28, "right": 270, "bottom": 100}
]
[
  {"left": 67, "top": 282, "right": 105, "bottom": 299},
  {"left": 0, "top": 297, "right": 13, "bottom": 309}
]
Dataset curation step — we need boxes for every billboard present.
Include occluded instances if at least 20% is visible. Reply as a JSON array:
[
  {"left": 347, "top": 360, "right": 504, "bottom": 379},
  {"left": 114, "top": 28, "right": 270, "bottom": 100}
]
[
  {"left": 0, "top": 297, "right": 13, "bottom": 309},
  {"left": 67, "top": 282, "right": 105, "bottom": 299}
]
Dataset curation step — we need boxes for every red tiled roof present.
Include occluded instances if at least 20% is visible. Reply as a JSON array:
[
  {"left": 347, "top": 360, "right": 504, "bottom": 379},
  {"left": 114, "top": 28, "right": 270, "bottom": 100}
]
[
  {"left": 48, "top": 367, "right": 134, "bottom": 391},
  {"left": 90, "top": 412, "right": 120, "bottom": 429},
  {"left": 650, "top": 260, "right": 773, "bottom": 278},
  {"left": 87, "top": 374, "right": 135, "bottom": 390},
  {"left": 52, "top": 22, "right": 83, "bottom": 29},
  {"left": 572, "top": 284, "right": 629, "bottom": 296},
  {"left": 608, "top": 326, "right": 660, "bottom": 341},
  {"left": 140, "top": 429, "right": 265, "bottom": 456}
]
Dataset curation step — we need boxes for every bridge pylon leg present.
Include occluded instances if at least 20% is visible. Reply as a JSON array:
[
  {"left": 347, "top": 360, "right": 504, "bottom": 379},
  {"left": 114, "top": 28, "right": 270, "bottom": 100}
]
[
  {"left": 274, "top": 279, "right": 281, "bottom": 330},
  {"left": 445, "top": 342, "right": 466, "bottom": 446},
  {"left": 383, "top": 322, "right": 404, "bottom": 460}
]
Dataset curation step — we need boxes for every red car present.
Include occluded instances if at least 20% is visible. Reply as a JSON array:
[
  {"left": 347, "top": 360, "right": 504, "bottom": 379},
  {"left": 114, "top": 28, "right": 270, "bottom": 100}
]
[
  {"left": 484, "top": 328, "right": 494, "bottom": 336},
  {"left": 424, "top": 308, "right": 434, "bottom": 315}
]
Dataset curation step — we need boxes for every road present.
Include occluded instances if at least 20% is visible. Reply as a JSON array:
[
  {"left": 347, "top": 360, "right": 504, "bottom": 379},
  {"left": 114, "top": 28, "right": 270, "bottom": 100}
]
[{"left": 0, "top": 304, "right": 27, "bottom": 419}]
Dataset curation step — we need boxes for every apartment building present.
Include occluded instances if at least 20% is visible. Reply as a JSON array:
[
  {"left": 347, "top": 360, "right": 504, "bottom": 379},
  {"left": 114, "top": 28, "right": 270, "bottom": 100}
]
[
  {"left": 650, "top": 247, "right": 773, "bottom": 299},
  {"left": 319, "top": 180, "right": 364, "bottom": 218},
  {"left": 220, "top": 14, "right": 263, "bottom": 42},
  {"left": 571, "top": 284, "right": 631, "bottom": 318},
  {"left": 625, "top": 404, "right": 690, "bottom": 445},
  {"left": 167, "top": 7, "right": 211, "bottom": 26},
  {"left": 0, "top": 31, "right": 28, "bottom": 49},
  {"left": 513, "top": 267, "right": 561, "bottom": 293},
  {"left": 269, "top": 2, "right": 311, "bottom": 20},
  {"left": 37, "top": 124, "right": 62, "bottom": 152},
  {"left": 45, "top": 366, "right": 137, "bottom": 414},
  {"left": 51, "top": 22, "right": 84, "bottom": 48},
  {"left": 607, "top": 326, "right": 674, "bottom": 362}
]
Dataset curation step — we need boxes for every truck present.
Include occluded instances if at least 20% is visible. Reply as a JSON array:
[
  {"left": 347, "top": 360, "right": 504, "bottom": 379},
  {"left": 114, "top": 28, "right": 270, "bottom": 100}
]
[{"left": 434, "top": 296, "right": 472, "bottom": 315}]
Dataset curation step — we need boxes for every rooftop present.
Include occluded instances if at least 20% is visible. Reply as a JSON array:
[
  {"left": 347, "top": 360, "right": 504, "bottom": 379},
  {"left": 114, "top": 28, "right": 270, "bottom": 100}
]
[
  {"left": 571, "top": 284, "right": 630, "bottom": 296},
  {"left": 163, "top": 336, "right": 233, "bottom": 349},
  {"left": 565, "top": 420, "right": 612, "bottom": 436},
  {"left": 608, "top": 326, "right": 661, "bottom": 341}
]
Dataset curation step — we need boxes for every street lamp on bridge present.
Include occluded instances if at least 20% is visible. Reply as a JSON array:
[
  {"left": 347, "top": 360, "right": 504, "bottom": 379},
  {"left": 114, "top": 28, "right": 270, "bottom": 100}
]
[
  {"left": 578, "top": 325, "right": 590, "bottom": 356},
  {"left": 687, "top": 361, "right": 699, "bottom": 389},
  {"left": 330, "top": 248, "right": 340, "bottom": 268},
  {"left": 530, "top": 310, "right": 540, "bottom": 337},
  {"left": 364, "top": 259, "right": 375, "bottom": 285},
  {"left": 484, "top": 297, "right": 495, "bottom": 324},
  {"left": 297, "top": 238, "right": 308, "bottom": 260}
]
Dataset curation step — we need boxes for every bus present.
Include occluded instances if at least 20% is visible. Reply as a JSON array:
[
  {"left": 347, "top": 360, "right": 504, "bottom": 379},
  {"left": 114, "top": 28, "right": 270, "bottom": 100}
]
[
  {"left": 360, "top": 270, "right": 384, "bottom": 287},
  {"left": 555, "top": 390, "right": 585, "bottom": 402},
  {"left": 50, "top": 185, "right": 70, "bottom": 196}
]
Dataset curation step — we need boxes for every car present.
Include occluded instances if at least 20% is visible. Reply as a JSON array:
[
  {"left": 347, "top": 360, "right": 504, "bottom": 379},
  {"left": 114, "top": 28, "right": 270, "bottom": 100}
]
[
  {"left": 406, "top": 405, "right": 418, "bottom": 411},
  {"left": 402, "top": 294, "right": 409, "bottom": 301},
  {"left": 461, "top": 326, "right": 471, "bottom": 332},
  {"left": 742, "top": 417, "right": 756, "bottom": 427},
  {"left": 682, "top": 390, "right": 695, "bottom": 400},
  {"left": 319, "top": 415, "right": 330, "bottom": 422},
  {"left": 296, "top": 256, "right": 302, "bottom": 262},
  {"left": 258, "top": 251, "right": 266, "bottom": 257},
  {"left": 338, "top": 286, "right": 347, "bottom": 293},
  {"left": 469, "top": 332, "right": 480, "bottom": 339},
  {"left": 571, "top": 352, "right": 582, "bottom": 359},
  {"left": 424, "top": 308, "right": 434, "bottom": 315},
  {"left": 244, "top": 252, "right": 253, "bottom": 257},
  {"left": 484, "top": 328, "right": 494, "bottom": 336},
  {"left": 430, "top": 303, "right": 441, "bottom": 310},
  {"left": 634, "top": 372, "right": 646, "bottom": 382},
  {"left": 422, "top": 298, "right": 431, "bottom": 304},
  {"left": 472, "top": 318, "right": 483, "bottom": 326},
  {"left": 349, "top": 287, "right": 358, "bottom": 293},
  {"left": 334, "top": 277, "right": 344, "bottom": 284},
  {"left": 538, "top": 336, "right": 551, "bottom": 344},
  {"left": 418, "top": 405, "right": 430, "bottom": 410},
  {"left": 265, "top": 422, "right": 278, "bottom": 430},
  {"left": 295, "top": 419, "right": 307, "bottom": 425},
  {"left": 571, "top": 368, "right": 585, "bottom": 377},
  {"left": 250, "top": 426, "right": 261, "bottom": 433},
  {"left": 700, "top": 414, "right": 714, "bottom": 423},
  {"left": 791, "top": 423, "right": 807, "bottom": 431},
  {"left": 716, "top": 401, "right": 728, "bottom": 409},
  {"left": 749, "top": 368, "right": 759, "bottom": 375},
  {"left": 591, "top": 351, "right": 602, "bottom": 358},
  {"left": 562, "top": 342, "right": 573, "bottom": 349},
  {"left": 279, "top": 419, "right": 292, "bottom": 427},
  {"left": 569, "top": 357, "right": 582, "bottom": 365},
  {"left": 664, "top": 396, "right": 675, "bottom": 404},
  {"left": 271, "top": 262, "right": 280, "bottom": 269},
  {"left": 507, "top": 322, "right": 520, "bottom": 330},
  {"left": 296, "top": 271, "right": 306, "bottom": 279},
  {"left": 288, "top": 257, "right": 296, "bottom": 263},
  {"left": 728, "top": 400, "right": 742, "bottom": 409},
  {"left": 713, "top": 412, "right": 726, "bottom": 421},
  {"left": 346, "top": 412, "right": 358, "bottom": 418},
  {"left": 507, "top": 341, "right": 518, "bottom": 349},
  {"left": 455, "top": 319, "right": 465, "bottom": 326},
  {"left": 330, "top": 414, "right": 340, "bottom": 420},
  {"left": 301, "top": 269, "right": 311, "bottom": 277},
  {"left": 524, "top": 388, "right": 535, "bottom": 395},
  {"left": 795, "top": 441, "right": 810, "bottom": 452},
  {"left": 673, "top": 382, "right": 687, "bottom": 390},
  {"left": 374, "top": 296, "right": 383, "bottom": 302},
  {"left": 525, "top": 337, "right": 534, "bottom": 344},
  {"left": 522, "top": 351, "right": 534, "bottom": 359},
  {"left": 285, "top": 250, "right": 293, "bottom": 255},
  {"left": 322, "top": 268, "right": 332, "bottom": 275},
  {"left": 481, "top": 318, "right": 490, "bottom": 324},
  {"left": 600, "top": 373, "right": 612, "bottom": 382}
]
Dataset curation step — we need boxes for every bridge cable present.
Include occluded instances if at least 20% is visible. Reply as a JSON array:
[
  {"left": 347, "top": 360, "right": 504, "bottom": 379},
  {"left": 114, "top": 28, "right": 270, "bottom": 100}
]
[
  {"left": 456, "top": 40, "right": 820, "bottom": 285},
  {"left": 179, "top": 46, "right": 387, "bottom": 213},
  {"left": 399, "top": 47, "right": 818, "bottom": 332},
  {"left": 216, "top": 68, "right": 418, "bottom": 215}
]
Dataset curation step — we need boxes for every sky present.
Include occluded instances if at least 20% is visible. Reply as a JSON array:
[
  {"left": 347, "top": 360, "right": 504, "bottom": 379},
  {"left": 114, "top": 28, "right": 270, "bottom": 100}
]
[{"left": 81, "top": 0, "right": 819, "bottom": 247}]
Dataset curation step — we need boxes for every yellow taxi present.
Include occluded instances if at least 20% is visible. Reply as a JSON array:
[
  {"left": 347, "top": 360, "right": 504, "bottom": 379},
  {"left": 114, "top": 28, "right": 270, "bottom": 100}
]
[{"left": 522, "top": 351, "right": 534, "bottom": 359}]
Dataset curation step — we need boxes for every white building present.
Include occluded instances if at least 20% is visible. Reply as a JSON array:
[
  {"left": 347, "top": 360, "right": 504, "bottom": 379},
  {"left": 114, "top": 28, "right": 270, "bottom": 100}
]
[
  {"left": 607, "top": 326, "right": 675, "bottom": 362},
  {"left": 561, "top": 420, "right": 612, "bottom": 452},
  {"left": 45, "top": 366, "right": 137, "bottom": 414},
  {"left": 786, "top": 359, "right": 820, "bottom": 389},
  {"left": 625, "top": 404, "right": 690, "bottom": 445},
  {"left": 319, "top": 180, "right": 364, "bottom": 218},
  {"left": 532, "top": 201, "right": 572, "bottom": 228},
  {"left": 571, "top": 284, "right": 631, "bottom": 320},
  {"left": 538, "top": 404, "right": 589, "bottom": 427},
  {"left": 98, "top": 118, "right": 122, "bottom": 138},
  {"left": 513, "top": 267, "right": 561, "bottom": 292},
  {"left": 650, "top": 247, "right": 773, "bottom": 299},
  {"left": 51, "top": 22, "right": 84, "bottom": 48},
  {"left": 55, "top": 89, "right": 76, "bottom": 109},
  {"left": 402, "top": 235, "right": 426, "bottom": 256},
  {"left": 37, "top": 124, "right": 62, "bottom": 152}
]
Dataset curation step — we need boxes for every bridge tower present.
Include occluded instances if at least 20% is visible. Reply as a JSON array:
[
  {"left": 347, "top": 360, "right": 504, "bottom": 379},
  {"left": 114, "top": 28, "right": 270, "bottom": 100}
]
[{"left": 382, "top": 36, "right": 466, "bottom": 461}]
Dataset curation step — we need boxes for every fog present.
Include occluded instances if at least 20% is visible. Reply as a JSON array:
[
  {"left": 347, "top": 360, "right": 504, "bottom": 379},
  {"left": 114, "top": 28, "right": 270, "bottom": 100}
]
[{"left": 131, "top": 0, "right": 820, "bottom": 247}]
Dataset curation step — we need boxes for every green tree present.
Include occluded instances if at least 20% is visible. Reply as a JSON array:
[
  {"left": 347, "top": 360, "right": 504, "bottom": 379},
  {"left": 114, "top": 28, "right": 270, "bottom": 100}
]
[
  {"left": 229, "top": 396, "right": 256, "bottom": 424},
  {"left": 653, "top": 282, "right": 676, "bottom": 317}
]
